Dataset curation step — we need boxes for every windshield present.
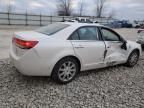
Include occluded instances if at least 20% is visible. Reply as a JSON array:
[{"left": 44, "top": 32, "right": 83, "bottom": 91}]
[{"left": 36, "top": 23, "right": 70, "bottom": 35}]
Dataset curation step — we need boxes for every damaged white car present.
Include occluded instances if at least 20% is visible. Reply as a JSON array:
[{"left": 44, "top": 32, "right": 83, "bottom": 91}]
[{"left": 10, "top": 22, "right": 141, "bottom": 84}]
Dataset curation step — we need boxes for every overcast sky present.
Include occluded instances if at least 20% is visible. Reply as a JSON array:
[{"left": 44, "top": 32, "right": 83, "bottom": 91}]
[{"left": 0, "top": 0, "right": 144, "bottom": 21}]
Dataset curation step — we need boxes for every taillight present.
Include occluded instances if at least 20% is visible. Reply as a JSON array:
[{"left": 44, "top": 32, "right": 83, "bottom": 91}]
[{"left": 13, "top": 37, "right": 38, "bottom": 49}]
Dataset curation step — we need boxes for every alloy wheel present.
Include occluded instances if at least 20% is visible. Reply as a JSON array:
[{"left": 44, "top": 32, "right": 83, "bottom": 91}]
[
  {"left": 129, "top": 52, "right": 139, "bottom": 66},
  {"left": 58, "top": 61, "right": 76, "bottom": 82}
]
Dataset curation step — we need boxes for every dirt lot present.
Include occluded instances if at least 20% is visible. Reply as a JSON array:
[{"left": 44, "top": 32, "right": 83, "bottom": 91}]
[{"left": 0, "top": 25, "right": 144, "bottom": 108}]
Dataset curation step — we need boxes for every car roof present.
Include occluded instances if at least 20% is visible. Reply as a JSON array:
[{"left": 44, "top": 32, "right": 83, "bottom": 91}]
[{"left": 60, "top": 22, "right": 104, "bottom": 28}]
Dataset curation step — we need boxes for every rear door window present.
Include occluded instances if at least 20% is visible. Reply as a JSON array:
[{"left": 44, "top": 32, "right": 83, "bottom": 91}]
[
  {"left": 69, "top": 26, "right": 99, "bottom": 40},
  {"left": 78, "top": 27, "right": 99, "bottom": 40}
]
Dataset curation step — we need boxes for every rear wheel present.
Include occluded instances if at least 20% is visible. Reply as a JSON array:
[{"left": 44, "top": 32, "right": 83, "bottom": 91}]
[
  {"left": 51, "top": 57, "right": 79, "bottom": 84},
  {"left": 125, "top": 50, "right": 139, "bottom": 67}
]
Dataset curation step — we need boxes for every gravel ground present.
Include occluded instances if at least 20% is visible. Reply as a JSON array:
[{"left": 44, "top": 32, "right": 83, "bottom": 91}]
[
  {"left": 0, "top": 53, "right": 144, "bottom": 108},
  {"left": 0, "top": 26, "right": 144, "bottom": 108}
]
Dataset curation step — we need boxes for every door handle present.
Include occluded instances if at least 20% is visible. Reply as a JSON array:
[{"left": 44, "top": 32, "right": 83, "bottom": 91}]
[{"left": 74, "top": 45, "right": 84, "bottom": 49}]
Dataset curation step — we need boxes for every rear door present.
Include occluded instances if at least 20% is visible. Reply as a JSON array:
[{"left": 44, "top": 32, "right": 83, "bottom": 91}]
[
  {"left": 100, "top": 27, "right": 128, "bottom": 64},
  {"left": 69, "top": 26, "right": 106, "bottom": 70}
]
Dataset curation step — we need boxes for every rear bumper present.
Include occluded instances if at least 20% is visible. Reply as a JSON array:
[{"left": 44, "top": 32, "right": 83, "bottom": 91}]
[{"left": 9, "top": 47, "right": 52, "bottom": 76}]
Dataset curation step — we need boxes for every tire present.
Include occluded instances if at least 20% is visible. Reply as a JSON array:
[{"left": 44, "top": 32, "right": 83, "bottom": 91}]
[
  {"left": 125, "top": 50, "right": 139, "bottom": 67},
  {"left": 51, "top": 57, "right": 79, "bottom": 84}
]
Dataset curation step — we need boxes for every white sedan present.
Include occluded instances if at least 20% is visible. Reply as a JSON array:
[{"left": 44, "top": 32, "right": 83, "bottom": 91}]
[{"left": 10, "top": 22, "right": 141, "bottom": 84}]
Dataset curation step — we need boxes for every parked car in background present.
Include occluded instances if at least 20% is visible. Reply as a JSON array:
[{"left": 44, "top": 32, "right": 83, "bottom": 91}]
[
  {"left": 75, "top": 17, "right": 93, "bottom": 23},
  {"left": 66, "top": 19, "right": 79, "bottom": 23},
  {"left": 118, "top": 20, "right": 132, "bottom": 28},
  {"left": 137, "top": 29, "right": 144, "bottom": 47},
  {"left": 133, "top": 21, "right": 144, "bottom": 28},
  {"left": 10, "top": 22, "right": 141, "bottom": 84},
  {"left": 107, "top": 21, "right": 122, "bottom": 28},
  {"left": 66, "top": 17, "right": 93, "bottom": 23},
  {"left": 105, "top": 20, "right": 133, "bottom": 28},
  {"left": 132, "top": 21, "right": 141, "bottom": 28},
  {"left": 93, "top": 20, "right": 99, "bottom": 23}
]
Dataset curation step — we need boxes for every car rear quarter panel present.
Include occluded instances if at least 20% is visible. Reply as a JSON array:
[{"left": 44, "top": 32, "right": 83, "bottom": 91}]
[{"left": 34, "top": 40, "right": 77, "bottom": 75}]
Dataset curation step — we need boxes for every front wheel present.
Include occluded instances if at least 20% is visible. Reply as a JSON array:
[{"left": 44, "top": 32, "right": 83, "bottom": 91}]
[
  {"left": 51, "top": 57, "right": 79, "bottom": 84},
  {"left": 125, "top": 50, "right": 139, "bottom": 67}
]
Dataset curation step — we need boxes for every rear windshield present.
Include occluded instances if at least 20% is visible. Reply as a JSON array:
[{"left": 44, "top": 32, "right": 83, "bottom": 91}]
[{"left": 36, "top": 23, "right": 70, "bottom": 35}]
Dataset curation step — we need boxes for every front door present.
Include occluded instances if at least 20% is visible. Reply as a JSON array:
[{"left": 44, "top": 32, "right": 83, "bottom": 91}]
[{"left": 100, "top": 27, "right": 128, "bottom": 65}]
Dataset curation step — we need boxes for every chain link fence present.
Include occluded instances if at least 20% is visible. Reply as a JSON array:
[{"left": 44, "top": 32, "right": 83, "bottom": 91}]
[{"left": 0, "top": 12, "right": 116, "bottom": 26}]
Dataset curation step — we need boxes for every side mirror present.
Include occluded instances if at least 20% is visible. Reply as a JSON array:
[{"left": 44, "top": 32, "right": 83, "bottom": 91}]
[{"left": 121, "top": 40, "right": 127, "bottom": 50}]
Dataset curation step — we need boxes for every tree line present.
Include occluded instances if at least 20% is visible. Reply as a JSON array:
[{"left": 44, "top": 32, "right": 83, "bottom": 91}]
[
  {"left": 5, "top": 0, "right": 115, "bottom": 18},
  {"left": 57, "top": 0, "right": 115, "bottom": 18}
]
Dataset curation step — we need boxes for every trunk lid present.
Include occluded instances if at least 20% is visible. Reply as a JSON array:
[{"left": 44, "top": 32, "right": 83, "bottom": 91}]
[{"left": 14, "top": 31, "right": 51, "bottom": 41}]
